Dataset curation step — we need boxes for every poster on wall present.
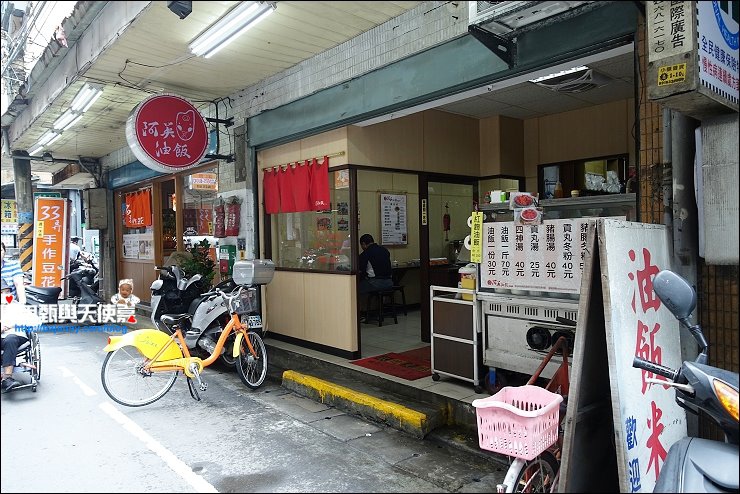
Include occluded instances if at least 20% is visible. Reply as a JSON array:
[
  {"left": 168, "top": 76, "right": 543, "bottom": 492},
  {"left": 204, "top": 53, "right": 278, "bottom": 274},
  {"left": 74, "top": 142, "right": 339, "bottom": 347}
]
[
  {"left": 335, "top": 169, "right": 350, "bottom": 189},
  {"left": 380, "top": 193, "right": 407, "bottom": 245},
  {"left": 122, "top": 233, "right": 154, "bottom": 260}
]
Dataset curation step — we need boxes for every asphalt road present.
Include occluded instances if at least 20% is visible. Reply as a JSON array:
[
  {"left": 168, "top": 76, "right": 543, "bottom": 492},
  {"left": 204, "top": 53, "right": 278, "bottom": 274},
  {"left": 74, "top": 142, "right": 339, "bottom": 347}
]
[{"left": 1, "top": 326, "right": 506, "bottom": 492}]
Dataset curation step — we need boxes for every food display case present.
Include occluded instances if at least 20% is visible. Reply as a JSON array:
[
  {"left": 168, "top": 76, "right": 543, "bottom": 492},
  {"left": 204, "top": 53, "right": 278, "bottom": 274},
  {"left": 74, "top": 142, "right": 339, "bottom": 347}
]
[{"left": 478, "top": 193, "right": 636, "bottom": 378}]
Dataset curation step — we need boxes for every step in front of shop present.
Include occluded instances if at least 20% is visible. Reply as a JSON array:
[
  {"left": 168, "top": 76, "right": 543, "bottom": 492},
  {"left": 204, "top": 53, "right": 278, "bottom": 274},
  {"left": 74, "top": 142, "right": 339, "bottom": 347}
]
[{"left": 266, "top": 342, "right": 480, "bottom": 438}]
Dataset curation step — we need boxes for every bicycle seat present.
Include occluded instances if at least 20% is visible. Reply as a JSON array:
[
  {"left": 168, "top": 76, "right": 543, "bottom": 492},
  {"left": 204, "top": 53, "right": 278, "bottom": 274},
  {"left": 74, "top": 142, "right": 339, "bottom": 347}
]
[{"left": 160, "top": 313, "right": 192, "bottom": 328}]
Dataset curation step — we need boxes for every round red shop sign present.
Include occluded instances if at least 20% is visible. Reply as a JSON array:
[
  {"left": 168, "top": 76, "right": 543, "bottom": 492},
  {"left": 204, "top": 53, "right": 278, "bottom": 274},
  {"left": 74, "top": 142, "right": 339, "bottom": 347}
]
[{"left": 125, "top": 94, "right": 209, "bottom": 173}]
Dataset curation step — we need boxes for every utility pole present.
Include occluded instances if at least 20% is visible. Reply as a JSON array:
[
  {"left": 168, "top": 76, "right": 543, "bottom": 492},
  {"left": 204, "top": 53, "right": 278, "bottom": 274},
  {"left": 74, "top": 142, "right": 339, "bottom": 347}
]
[{"left": 11, "top": 150, "right": 34, "bottom": 273}]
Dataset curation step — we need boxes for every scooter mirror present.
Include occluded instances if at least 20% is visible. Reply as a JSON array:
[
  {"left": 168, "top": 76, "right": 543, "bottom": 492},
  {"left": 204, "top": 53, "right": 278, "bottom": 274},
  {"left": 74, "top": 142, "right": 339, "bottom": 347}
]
[{"left": 653, "top": 270, "right": 696, "bottom": 322}]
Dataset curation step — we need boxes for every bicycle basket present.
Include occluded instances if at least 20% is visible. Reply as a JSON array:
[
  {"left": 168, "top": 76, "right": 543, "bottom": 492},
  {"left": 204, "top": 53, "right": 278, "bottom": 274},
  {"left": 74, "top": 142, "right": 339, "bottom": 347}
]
[
  {"left": 234, "top": 287, "right": 258, "bottom": 315},
  {"left": 471, "top": 385, "right": 563, "bottom": 461}
]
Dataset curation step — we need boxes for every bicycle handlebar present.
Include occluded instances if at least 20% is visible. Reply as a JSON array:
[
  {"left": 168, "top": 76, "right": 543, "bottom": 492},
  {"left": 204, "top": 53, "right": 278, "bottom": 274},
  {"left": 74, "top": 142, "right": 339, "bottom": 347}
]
[{"left": 632, "top": 356, "right": 679, "bottom": 381}]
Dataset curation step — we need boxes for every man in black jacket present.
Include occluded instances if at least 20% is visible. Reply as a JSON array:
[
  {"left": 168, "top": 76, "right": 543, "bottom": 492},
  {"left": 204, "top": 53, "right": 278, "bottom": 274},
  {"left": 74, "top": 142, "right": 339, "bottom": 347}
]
[{"left": 358, "top": 234, "right": 393, "bottom": 321}]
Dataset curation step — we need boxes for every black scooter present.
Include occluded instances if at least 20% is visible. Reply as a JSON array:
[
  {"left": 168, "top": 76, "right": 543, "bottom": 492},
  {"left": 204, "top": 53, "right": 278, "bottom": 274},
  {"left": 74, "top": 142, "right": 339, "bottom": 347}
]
[
  {"left": 67, "top": 251, "right": 100, "bottom": 298},
  {"left": 633, "top": 270, "right": 738, "bottom": 493},
  {"left": 26, "top": 267, "right": 104, "bottom": 325}
]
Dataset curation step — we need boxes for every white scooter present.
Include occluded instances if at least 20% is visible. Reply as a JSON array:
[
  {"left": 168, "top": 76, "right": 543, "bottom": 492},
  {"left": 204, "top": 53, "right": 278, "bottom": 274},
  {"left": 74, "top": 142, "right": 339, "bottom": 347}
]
[
  {"left": 632, "top": 270, "right": 738, "bottom": 493},
  {"left": 185, "top": 260, "right": 274, "bottom": 366}
]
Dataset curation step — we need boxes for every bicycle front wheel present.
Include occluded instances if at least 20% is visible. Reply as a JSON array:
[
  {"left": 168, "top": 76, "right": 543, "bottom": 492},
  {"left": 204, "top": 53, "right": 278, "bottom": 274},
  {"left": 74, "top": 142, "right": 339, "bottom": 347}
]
[
  {"left": 235, "top": 331, "right": 267, "bottom": 389},
  {"left": 101, "top": 345, "right": 178, "bottom": 407},
  {"left": 511, "top": 450, "right": 559, "bottom": 493}
]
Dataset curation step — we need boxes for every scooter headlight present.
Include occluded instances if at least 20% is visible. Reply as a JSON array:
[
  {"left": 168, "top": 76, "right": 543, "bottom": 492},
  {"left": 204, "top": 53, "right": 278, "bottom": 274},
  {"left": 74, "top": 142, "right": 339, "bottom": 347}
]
[{"left": 713, "top": 379, "right": 739, "bottom": 421}]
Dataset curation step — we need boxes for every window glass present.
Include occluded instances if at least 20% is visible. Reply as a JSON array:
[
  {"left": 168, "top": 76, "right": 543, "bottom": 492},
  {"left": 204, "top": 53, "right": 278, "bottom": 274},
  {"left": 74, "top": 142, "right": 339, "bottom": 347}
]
[
  {"left": 271, "top": 170, "right": 352, "bottom": 272},
  {"left": 181, "top": 167, "right": 219, "bottom": 251},
  {"left": 120, "top": 185, "right": 154, "bottom": 260}
]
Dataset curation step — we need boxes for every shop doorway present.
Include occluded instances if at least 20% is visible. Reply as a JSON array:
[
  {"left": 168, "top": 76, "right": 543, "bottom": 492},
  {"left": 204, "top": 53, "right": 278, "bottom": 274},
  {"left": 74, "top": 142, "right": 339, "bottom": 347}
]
[{"left": 420, "top": 177, "right": 477, "bottom": 342}]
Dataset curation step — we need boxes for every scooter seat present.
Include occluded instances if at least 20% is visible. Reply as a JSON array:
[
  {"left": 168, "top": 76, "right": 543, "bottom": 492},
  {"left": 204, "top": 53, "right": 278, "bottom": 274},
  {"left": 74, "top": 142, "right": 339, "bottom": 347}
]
[{"left": 27, "top": 286, "right": 63, "bottom": 297}]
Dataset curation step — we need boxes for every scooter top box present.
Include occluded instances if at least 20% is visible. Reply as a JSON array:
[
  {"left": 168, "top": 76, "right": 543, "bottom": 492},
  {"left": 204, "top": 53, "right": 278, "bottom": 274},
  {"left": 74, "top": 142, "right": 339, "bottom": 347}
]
[{"left": 233, "top": 259, "right": 275, "bottom": 286}]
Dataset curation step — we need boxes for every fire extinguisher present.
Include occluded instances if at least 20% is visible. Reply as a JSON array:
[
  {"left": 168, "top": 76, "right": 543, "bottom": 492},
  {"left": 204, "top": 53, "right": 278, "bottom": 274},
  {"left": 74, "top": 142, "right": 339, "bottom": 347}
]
[
  {"left": 214, "top": 203, "right": 225, "bottom": 238},
  {"left": 443, "top": 202, "right": 451, "bottom": 241},
  {"left": 225, "top": 200, "right": 240, "bottom": 237}
]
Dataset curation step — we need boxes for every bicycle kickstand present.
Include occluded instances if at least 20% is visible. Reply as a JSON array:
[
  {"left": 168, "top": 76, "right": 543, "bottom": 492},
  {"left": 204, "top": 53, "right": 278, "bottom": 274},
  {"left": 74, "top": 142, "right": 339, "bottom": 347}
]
[{"left": 189, "top": 362, "right": 208, "bottom": 392}]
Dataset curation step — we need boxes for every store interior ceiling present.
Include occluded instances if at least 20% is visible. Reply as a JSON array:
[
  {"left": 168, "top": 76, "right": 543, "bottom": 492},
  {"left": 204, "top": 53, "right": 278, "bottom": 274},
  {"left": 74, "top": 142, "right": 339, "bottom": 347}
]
[{"left": 1, "top": 1, "right": 634, "bottom": 190}]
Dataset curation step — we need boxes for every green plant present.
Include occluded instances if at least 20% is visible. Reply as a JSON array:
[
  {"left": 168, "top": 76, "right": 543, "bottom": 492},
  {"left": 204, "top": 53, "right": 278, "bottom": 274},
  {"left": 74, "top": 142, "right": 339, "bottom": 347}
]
[{"left": 179, "top": 239, "right": 216, "bottom": 289}]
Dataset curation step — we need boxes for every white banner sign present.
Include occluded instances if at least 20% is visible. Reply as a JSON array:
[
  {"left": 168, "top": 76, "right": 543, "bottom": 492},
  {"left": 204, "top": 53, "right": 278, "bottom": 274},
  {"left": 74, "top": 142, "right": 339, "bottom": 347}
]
[
  {"left": 697, "top": 0, "right": 739, "bottom": 104},
  {"left": 599, "top": 219, "right": 686, "bottom": 493},
  {"left": 480, "top": 218, "right": 591, "bottom": 293}
]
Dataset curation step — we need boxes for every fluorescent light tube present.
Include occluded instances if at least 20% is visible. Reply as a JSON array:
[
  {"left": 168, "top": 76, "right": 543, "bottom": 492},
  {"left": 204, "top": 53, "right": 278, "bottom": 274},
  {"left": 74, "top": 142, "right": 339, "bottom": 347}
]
[
  {"left": 529, "top": 66, "right": 589, "bottom": 83},
  {"left": 65, "top": 114, "right": 84, "bottom": 130},
  {"left": 28, "top": 144, "right": 44, "bottom": 156},
  {"left": 46, "top": 133, "right": 62, "bottom": 146},
  {"left": 53, "top": 110, "right": 78, "bottom": 131},
  {"left": 190, "top": 1, "right": 275, "bottom": 58},
  {"left": 70, "top": 84, "right": 101, "bottom": 112},
  {"left": 80, "top": 90, "right": 102, "bottom": 112},
  {"left": 37, "top": 131, "right": 58, "bottom": 146}
]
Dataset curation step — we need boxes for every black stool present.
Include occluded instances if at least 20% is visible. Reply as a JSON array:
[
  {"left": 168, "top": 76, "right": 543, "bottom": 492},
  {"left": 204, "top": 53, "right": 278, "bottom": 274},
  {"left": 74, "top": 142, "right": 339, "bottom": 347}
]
[
  {"left": 391, "top": 285, "right": 407, "bottom": 316},
  {"left": 366, "top": 289, "right": 398, "bottom": 327}
]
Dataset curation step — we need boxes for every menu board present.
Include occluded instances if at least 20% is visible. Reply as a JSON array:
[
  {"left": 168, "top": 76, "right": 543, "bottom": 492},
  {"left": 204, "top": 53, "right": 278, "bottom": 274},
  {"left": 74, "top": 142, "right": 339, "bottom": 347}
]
[
  {"left": 479, "top": 218, "right": 591, "bottom": 293},
  {"left": 380, "top": 193, "right": 407, "bottom": 245}
]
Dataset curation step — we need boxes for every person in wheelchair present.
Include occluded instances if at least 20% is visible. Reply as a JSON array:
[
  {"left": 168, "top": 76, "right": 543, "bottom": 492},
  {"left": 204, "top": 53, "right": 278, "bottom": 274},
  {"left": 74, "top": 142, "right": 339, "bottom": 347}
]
[{"left": 2, "top": 278, "right": 41, "bottom": 393}]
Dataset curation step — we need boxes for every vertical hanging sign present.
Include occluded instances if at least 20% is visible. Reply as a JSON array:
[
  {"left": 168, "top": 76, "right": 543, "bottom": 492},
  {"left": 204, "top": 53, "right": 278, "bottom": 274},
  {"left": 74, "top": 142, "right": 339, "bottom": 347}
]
[
  {"left": 32, "top": 197, "right": 68, "bottom": 292},
  {"left": 697, "top": 0, "right": 739, "bottom": 104}
]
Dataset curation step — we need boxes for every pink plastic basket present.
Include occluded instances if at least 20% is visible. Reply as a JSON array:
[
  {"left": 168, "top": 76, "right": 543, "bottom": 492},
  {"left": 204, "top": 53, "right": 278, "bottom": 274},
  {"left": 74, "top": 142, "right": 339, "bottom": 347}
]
[{"left": 472, "top": 385, "right": 563, "bottom": 461}]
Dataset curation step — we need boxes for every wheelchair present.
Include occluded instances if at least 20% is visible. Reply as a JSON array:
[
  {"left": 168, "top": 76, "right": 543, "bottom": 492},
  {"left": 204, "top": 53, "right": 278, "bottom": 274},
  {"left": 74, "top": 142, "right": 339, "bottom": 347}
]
[{"left": 1, "top": 328, "right": 41, "bottom": 393}]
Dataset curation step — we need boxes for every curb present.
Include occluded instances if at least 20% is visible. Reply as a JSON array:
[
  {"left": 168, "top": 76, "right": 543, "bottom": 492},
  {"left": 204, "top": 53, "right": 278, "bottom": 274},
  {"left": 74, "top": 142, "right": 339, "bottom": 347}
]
[{"left": 282, "top": 370, "right": 444, "bottom": 438}]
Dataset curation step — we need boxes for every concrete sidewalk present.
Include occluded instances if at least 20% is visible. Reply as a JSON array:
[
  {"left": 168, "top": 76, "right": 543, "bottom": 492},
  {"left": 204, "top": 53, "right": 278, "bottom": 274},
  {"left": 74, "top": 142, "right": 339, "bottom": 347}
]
[{"left": 127, "top": 312, "right": 506, "bottom": 465}]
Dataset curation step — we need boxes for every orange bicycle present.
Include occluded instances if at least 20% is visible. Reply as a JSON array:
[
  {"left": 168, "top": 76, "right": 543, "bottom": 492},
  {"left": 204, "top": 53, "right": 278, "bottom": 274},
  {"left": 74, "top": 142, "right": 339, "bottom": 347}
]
[
  {"left": 473, "top": 332, "right": 571, "bottom": 493},
  {"left": 101, "top": 285, "right": 267, "bottom": 406}
]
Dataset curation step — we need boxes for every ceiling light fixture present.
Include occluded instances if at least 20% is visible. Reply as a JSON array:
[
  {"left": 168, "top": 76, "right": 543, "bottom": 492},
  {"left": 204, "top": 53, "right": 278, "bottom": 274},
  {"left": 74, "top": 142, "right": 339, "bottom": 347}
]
[
  {"left": 46, "top": 133, "right": 62, "bottom": 147},
  {"left": 53, "top": 110, "right": 79, "bottom": 131},
  {"left": 189, "top": 1, "right": 276, "bottom": 58},
  {"left": 529, "top": 65, "right": 589, "bottom": 84},
  {"left": 27, "top": 83, "right": 102, "bottom": 155},
  {"left": 70, "top": 83, "right": 103, "bottom": 112},
  {"left": 28, "top": 143, "right": 44, "bottom": 156}
]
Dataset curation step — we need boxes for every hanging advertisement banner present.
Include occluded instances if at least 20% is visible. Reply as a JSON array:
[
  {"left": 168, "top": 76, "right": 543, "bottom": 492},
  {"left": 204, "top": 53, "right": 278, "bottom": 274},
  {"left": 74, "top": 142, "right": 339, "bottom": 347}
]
[
  {"left": 125, "top": 94, "right": 209, "bottom": 173},
  {"left": 190, "top": 172, "right": 218, "bottom": 191},
  {"left": 32, "top": 197, "right": 68, "bottom": 292},
  {"left": 1, "top": 199, "right": 18, "bottom": 234}
]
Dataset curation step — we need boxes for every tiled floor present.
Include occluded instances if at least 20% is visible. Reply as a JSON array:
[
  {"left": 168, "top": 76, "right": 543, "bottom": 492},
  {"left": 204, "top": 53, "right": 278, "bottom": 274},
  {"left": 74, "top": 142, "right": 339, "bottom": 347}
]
[{"left": 268, "top": 308, "right": 489, "bottom": 406}]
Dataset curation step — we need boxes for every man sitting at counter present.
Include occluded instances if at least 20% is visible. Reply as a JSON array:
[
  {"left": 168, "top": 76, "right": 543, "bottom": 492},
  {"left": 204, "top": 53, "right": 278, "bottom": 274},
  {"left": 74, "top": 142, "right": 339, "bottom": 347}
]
[{"left": 358, "top": 233, "right": 393, "bottom": 321}]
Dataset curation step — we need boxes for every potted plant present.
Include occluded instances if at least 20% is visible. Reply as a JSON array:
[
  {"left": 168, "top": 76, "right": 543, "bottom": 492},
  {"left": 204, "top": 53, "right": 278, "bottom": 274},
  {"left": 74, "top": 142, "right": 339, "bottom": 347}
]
[{"left": 178, "top": 238, "right": 216, "bottom": 290}]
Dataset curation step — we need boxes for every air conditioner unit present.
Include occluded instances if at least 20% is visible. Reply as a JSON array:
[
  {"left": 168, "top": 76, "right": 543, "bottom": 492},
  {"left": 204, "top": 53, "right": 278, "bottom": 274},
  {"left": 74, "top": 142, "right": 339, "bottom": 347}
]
[
  {"left": 532, "top": 68, "right": 612, "bottom": 93},
  {"left": 468, "top": 1, "right": 591, "bottom": 34}
]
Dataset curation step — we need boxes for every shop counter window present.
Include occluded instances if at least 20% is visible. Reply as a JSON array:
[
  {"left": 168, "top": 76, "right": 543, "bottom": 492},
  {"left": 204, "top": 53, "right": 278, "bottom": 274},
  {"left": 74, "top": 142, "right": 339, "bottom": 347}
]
[{"left": 270, "top": 170, "right": 352, "bottom": 273}]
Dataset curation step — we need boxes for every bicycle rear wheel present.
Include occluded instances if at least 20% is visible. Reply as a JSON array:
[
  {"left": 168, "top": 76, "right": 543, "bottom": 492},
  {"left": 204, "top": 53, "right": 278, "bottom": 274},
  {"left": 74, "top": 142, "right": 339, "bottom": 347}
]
[
  {"left": 511, "top": 450, "right": 559, "bottom": 493},
  {"left": 235, "top": 331, "right": 267, "bottom": 389},
  {"left": 101, "top": 345, "right": 178, "bottom": 407}
]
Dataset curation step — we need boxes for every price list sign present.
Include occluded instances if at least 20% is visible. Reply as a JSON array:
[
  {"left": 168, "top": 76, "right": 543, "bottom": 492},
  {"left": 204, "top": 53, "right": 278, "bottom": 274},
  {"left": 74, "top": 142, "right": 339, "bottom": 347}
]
[
  {"left": 480, "top": 218, "right": 591, "bottom": 293},
  {"left": 380, "top": 193, "right": 407, "bottom": 245}
]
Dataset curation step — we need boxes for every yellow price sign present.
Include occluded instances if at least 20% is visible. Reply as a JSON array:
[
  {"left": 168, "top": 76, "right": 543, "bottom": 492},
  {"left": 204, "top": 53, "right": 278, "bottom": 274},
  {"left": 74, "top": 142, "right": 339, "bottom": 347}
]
[
  {"left": 657, "top": 63, "right": 686, "bottom": 86},
  {"left": 469, "top": 211, "right": 484, "bottom": 264}
]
